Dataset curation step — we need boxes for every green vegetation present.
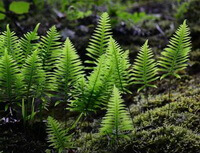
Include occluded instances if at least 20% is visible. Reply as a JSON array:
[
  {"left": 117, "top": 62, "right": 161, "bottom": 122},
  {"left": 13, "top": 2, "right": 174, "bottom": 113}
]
[
  {"left": 100, "top": 86, "right": 132, "bottom": 137},
  {"left": 46, "top": 116, "right": 73, "bottom": 153},
  {"left": 0, "top": 9, "right": 197, "bottom": 152}
]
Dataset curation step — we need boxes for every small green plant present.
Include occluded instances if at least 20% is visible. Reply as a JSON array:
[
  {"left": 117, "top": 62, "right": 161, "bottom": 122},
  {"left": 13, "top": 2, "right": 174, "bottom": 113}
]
[
  {"left": 0, "top": 50, "right": 23, "bottom": 111},
  {"left": 40, "top": 25, "right": 61, "bottom": 72},
  {"left": 86, "top": 12, "right": 112, "bottom": 67},
  {"left": 53, "top": 38, "right": 84, "bottom": 102},
  {"left": 132, "top": 40, "right": 158, "bottom": 99},
  {"left": 175, "top": 1, "right": 190, "bottom": 20},
  {"left": 1, "top": 25, "right": 23, "bottom": 65},
  {"left": 21, "top": 98, "right": 36, "bottom": 124},
  {"left": 117, "top": 11, "right": 157, "bottom": 24},
  {"left": 106, "top": 37, "right": 132, "bottom": 93},
  {"left": 20, "top": 23, "right": 40, "bottom": 59},
  {"left": 46, "top": 116, "right": 73, "bottom": 153},
  {"left": 100, "top": 86, "right": 133, "bottom": 139},
  {"left": 22, "top": 50, "right": 46, "bottom": 100},
  {"left": 158, "top": 20, "right": 191, "bottom": 99},
  {"left": 70, "top": 54, "right": 109, "bottom": 115}
]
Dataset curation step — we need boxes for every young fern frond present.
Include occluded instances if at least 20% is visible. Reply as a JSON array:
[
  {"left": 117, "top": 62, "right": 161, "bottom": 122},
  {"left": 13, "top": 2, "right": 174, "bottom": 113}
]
[
  {"left": 53, "top": 38, "right": 84, "bottom": 98},
  {"left": 132, "top": 40, "right": 158, "bottom": 92},
  {"left": 20, "top": 23, "right": 40, "bottom": 59},
  {"left": 100, "top": 86, "right": 132, "bottom": 137},
  {"left": 70, "top": 54, "right": 110, "bottom": 115},
  {"left": 21, "top": 50, "right": 46, "bottom": 99},
  {"left": 86, "top": 12, "right": 112, "bottom": 67},
  {"left": 0, "top": 50, "right": 23, "bottom": 104},
  {"left": 1, "top": 25, "right": 23, "bottom": 65},
  {"left": 158, "top": 20, "right": 191, "bottom": 79},
  {"left": 107, "top": 37, "right": 132, "bottom": 93},
  {"left": 40, "top": 26, "right": 62, "bottom": 71},
  {"left": 46, "top": 116, "right": 73, "bottom": 153}
]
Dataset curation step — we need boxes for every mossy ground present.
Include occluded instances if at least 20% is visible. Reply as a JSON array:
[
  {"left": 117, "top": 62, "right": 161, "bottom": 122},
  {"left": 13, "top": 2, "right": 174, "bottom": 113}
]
[{"left": 71, "top": 72, "right": 200, "bottom": 153}]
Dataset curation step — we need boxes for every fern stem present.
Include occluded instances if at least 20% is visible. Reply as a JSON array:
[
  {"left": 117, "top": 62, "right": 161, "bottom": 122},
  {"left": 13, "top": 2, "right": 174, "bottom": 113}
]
[
  {"left": 145, "top": 87, "right": 151, "bottom": 121},
  {"left": 70, "top": 112, "right": 83, "bottom": 130},
  {"left": 168, "top": 77, "right": 172, "bottom": 116}
]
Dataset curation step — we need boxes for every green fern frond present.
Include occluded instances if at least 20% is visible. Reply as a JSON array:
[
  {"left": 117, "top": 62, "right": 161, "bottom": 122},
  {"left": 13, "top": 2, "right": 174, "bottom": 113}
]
[
  {"left": 46, "top": 116, "right": 73, "bottom": 153},
  {"left": 0, "top": 50, "right": 23, "bottom": 104},
  {"left": 86, "top": 12, "right": 112, "bottom": 66},
  {"left": 20, "top": 23, "right": 40, "bottom": 59},
  {"left": 158, "top": 20, "right": 191, "bottom": 79},
  {"left": 21, "top": 50, "right": 46, "bottom": 99},
  {"left": 40, "top": 26, "right": 62, "bottom": 71},
  {"left": 100, "top": 86, "right": 132, "bottom": 137},
  {"left": 53, "top": 38, "right": 84, "bottom": 98},
  {"left": 132, "top": 40, "right": 158, "bottom": 92},
  {"left": 1, "top": 25, "right": 24, "bottom": 65},
  {"left": 106, "top": 37, "right": 131, "bottom": 93},
  {"left": 70, "top": 54, "right": 110, "bottom": 114}
]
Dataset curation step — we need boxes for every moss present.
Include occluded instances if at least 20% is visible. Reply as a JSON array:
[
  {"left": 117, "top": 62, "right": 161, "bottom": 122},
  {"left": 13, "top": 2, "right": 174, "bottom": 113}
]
[
  {"left": 118, "top": 125, "right": 200, "bottom": 153},
  {"left": 86, "top": 125, "right": 200, "bottom": 153},
  {"left": 133, "top": 97, "right": 200, "bottom": 133}
]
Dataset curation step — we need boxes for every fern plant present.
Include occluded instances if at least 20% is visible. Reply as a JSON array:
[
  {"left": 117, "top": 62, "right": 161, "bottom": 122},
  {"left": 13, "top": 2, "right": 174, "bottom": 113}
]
[
  {"left": 46, "top": 116, "right": 73, "bottom": 153},
  {"left": 21, "top": 50, "right": 46, "bottom": 100},
  {"left": 159, "top": 20, "right": 191, "bottom": 79},
  {"left": 0, "top": 50, "right": 23, "bottom": 110},
  {"left": 158, "top": 20, "right": 191, "bottom": 99},
  {"left": 106, "top": 37, "right": 132, "bottom": 93},
  {"left": 132, "top": 40, "right": 158, "bottom": 95},
  {"left": 20, "top": 23, "right": 40, "bottom": 59},
  {"left": 100, "top": 86, "right": 132, "bottom": 138},
  {"left": 70, "top": 54, "right": 110, "bottom": 115},
  {"left": 40, "top": 26, "right": 62, "bottom": 71},
  {"left": 1, "top": 25, "right": 23, "bottom": 65},
  {"left": 53, "top": 38, "right": 84, "bottom": 101},
  {"left": 86, "top": 12, "right": 112, "bottom": 67}
]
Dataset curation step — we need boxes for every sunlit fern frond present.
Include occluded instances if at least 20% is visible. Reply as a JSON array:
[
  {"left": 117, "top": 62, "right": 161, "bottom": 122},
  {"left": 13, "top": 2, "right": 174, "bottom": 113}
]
[
  {"left": 0, "top": 50, "right": 23, "bottom": 104},
  {"left": 158, "top": 20, "right": 191, "bottom": 79},
  {"left": 69, "top": 54, "right": 110, "bottom": 115},
  {"left": 86, "top": 12, "right": 112, "bottom": 68},
  {"left": 100, "top": 86, "right": 133, "bottom": 137},
  {"left": 132, "top": 40, "right": 158, "bottom": 92},
  {"left": 106, "top": 37, "right": 132, "bottom": 93},
  {"left": 1, "top": 25, "right": 24, "bottom": 65},
  {"left": 40, "top": 25, "right": 62, "bottom": 71},
  {"left": 21, "top": 50, "right": 46, "bottom": 99},
  {"left": 47, "top": 116, "right": 73, "bottom": 153},
  {"left": 20, "top": 23, "right": 40, "bottom": 59},
  {"left": 53, "top": 38, "right": 84, "bottom": 99}
]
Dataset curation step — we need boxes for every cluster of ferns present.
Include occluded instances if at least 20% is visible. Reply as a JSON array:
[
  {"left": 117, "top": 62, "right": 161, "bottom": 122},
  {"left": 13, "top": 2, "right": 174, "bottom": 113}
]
[{"left": 0, "top": 12, "right": 191, "bottom": 152}]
